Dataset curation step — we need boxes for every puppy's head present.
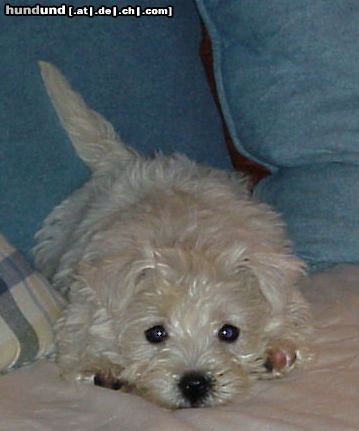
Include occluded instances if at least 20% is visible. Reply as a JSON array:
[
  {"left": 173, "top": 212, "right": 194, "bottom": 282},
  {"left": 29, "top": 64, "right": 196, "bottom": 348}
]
[{"left": 89, "top": 245, "right": 304, "bottom": 408}]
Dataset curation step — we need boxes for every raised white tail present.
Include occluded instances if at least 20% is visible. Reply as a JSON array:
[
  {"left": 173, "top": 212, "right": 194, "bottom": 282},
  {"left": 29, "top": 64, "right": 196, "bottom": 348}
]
[{"left": 39, "top": 61, "right": 137, "bottom": 171}]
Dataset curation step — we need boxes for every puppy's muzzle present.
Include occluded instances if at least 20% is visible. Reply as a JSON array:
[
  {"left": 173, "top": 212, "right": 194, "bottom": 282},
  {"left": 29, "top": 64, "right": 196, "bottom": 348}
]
[{"left": 178, "top": 371, "right": 213, "bottom": 407}]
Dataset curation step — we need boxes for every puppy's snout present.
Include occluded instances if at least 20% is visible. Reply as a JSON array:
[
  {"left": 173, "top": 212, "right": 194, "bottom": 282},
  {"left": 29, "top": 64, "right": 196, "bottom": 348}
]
[{"left": 178, "top": 371, "right": 213, "bottom": 406}]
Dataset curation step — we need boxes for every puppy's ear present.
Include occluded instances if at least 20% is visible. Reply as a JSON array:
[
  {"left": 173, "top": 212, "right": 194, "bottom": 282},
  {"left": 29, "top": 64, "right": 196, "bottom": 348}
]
[
  {"left": 244, "top": 252, "right": 306, "bottom": 314},
  {"left": 38, "top": 61, "right": 137, "bottom": 171},
  {"left": 219, "top": 244, "right": 305, "bottom": 314}
]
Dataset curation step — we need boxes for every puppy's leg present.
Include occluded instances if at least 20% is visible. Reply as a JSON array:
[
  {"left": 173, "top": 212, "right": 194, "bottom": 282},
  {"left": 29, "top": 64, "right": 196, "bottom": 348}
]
[
  {"left": 55, "top": 283, "right": 124, "bottom": 387},
  {"left": 261, "top": 291, "right": 313, "bottom": 377}
]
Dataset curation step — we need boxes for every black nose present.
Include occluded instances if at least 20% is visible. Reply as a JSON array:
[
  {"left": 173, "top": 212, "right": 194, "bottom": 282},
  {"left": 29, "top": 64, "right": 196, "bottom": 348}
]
[{"left": 178, "top": 371, "right": 212, "bottom": 406}]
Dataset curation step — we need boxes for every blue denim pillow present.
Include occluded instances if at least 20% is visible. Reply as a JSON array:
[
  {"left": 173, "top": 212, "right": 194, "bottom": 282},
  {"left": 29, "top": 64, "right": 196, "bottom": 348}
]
[
  {"left": 196, "top": 0, "right": 359, "bottom": 270},
  {"left": 1, "top": 0, "right": 231, "bottom": 259}
]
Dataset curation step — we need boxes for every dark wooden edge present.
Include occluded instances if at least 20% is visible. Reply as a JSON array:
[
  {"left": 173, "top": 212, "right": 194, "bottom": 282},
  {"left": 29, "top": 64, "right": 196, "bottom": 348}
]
[{"left": 199, "top": 23, "right": 269, "bottom": 186}]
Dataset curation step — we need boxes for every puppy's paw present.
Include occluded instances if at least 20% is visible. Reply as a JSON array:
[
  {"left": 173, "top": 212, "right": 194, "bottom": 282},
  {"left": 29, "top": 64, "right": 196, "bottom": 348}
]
[
  {"left": 262, "top": 339, "right": 300, "bottom": 377},
  {"left": 59, "top": 362, "right": 125, "bottom": 390},
  {"left": 94, "top": 371, "right": 124, "bottom": 390},
  {"left": 264, "top": 345, "right": 296, "bottom": 374}
]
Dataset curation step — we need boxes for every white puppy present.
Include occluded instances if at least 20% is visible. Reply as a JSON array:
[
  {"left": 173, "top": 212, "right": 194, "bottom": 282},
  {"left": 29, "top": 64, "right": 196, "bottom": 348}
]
[{"left": 34, "top": 62, "right": 312, "bottom": 409}]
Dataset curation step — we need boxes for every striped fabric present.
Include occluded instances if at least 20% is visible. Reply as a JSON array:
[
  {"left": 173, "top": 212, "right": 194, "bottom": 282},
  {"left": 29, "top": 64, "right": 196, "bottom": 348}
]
[{"left": 0, "top": 234, "right": 65, "bottom": 373}]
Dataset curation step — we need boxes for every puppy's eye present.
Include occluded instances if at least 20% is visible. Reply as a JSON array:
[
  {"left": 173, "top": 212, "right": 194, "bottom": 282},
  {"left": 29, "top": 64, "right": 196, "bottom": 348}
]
[
  {"left": 145, "top": 325, "right": 168, "bottom": 344},
  {"left": 218, "top": 324, "right": 240, "bottom": 343}
]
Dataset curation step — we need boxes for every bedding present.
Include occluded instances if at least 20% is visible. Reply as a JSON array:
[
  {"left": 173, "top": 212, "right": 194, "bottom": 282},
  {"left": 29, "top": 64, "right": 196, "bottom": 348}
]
[
  {"left": 0, "top": 264, "right": 358, "bottom": 430},
  {"left": 0, "top": 235, "right": 64, "bottom": 373}
]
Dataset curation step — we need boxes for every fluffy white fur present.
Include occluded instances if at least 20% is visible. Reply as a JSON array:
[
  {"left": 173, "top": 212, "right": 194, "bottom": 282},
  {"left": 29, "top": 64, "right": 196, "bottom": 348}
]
[{"left": 34, "top": 62, "right": 312, "bottom": 409}]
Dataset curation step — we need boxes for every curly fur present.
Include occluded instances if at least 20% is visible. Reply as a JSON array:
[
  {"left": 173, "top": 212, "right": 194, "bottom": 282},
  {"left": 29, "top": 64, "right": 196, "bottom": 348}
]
[{"left": 34, "top": 62, "right": 312, "bottom": 408}]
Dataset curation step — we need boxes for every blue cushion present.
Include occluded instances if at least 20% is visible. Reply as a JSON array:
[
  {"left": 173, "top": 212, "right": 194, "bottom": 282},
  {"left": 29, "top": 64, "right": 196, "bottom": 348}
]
[
  {"left": 1, "top": 0, "right": 231, "bottom": 260},
  {"left": 196, "top": 0, "right": 359, "bottom": 270}
]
